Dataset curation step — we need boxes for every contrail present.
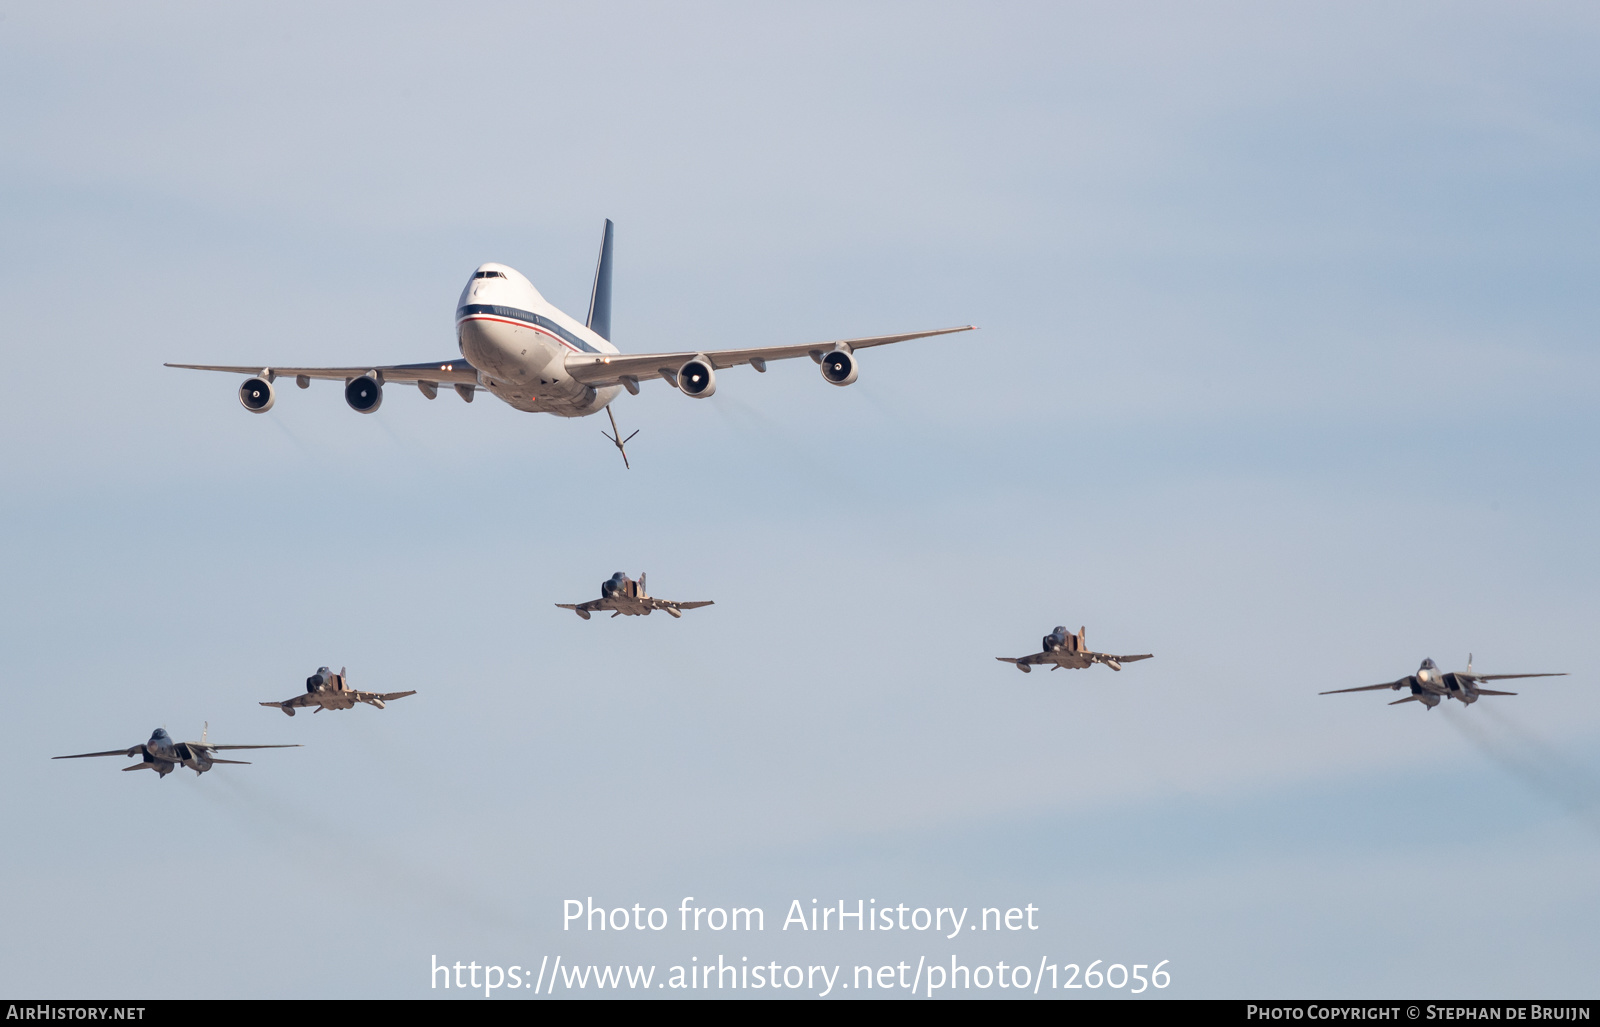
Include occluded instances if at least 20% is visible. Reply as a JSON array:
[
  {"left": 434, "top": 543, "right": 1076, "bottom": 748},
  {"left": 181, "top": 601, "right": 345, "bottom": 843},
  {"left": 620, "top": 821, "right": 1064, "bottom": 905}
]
[{"left": 1441, "top": 705, "right": 1600, "bottom": 836}]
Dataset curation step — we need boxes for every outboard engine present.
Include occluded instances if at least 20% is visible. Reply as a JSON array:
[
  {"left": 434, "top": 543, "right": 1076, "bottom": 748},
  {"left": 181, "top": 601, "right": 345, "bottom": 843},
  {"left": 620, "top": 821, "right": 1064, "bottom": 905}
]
[
  {"left": 676, "top": 356, "right": 716, "bottom": 398},
  {"left": 819, "top": 348, "right": 858, "bottom": 386},
  {"left": 345, "top": 375, "right": 383, "bottom": 413},
  {"left": 239, "top": 377, "right": 276, "bottom": 413}
]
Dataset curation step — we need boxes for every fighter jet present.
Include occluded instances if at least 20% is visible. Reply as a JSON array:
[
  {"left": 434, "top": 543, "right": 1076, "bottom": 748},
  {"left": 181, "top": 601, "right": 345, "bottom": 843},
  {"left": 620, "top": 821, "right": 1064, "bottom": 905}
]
[
  {"left": 1319, "top": 657, "right": 1567, "bottom": 709},
  {"left": 556, "top": 572, "right": 713, "bottom": 620},
  {"left": 260, "top": 666, "right": 417, "bottom": 716},
  {"left": 53, "top": 726, "right": 300, "bottom": 778},
  {"left": 997, "top": 625, "right": 1153, "bottom": 673}
]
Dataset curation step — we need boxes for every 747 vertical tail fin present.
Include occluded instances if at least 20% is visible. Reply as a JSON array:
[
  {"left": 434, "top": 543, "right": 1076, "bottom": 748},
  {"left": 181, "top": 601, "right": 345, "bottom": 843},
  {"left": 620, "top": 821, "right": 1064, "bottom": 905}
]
[{"left": 586, "top": 219, "right": 614, "bottom": 342}]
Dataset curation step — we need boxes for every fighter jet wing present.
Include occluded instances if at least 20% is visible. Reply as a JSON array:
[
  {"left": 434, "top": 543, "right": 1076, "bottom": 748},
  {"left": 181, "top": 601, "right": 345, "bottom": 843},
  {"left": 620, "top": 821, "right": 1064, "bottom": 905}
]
[
  {"left": 1110, "top": 654, "right": 1154, "bottom": 663},
  {"left": 1319, "top": 678, "right": 1408, "bottom": 695},
  {"left": 52, "top": 746, "right": 142, "bottom": 760},
  {"left": 562, "top": 327, "right": 976, "bottom": 388},
  {"left": 655, "top": 600, "right": 713, "bottom": 610},
  {"left": 201, "top": 744, "right": 303, "bottom": 752},
  {"left": 996, "top": 653, "right": 1049, "bottom": 665},
  {"left": 1473, "top": 673, "right": 1568, "bottom": 681},
  {"left": 165, "top": 359, "right": 479, "bottom": 386},
  {"left": 364, "top": 690, "right": 418, "bottom": 702},
  {"left": 260, "top": 694, "right": 318, "bottom": 710},
  {"left": 1473, "top": 688, "right": 1519, "bottom": 696},
  {"left": 556, "top": 600, "right": 606, "bottom": 612}
]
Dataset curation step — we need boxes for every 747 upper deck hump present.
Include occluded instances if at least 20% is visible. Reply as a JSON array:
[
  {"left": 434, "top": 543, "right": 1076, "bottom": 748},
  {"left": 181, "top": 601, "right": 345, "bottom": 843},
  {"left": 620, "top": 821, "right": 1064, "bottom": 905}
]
[{"left": 167, "top": 220, "right": 975, "bottom": 431}]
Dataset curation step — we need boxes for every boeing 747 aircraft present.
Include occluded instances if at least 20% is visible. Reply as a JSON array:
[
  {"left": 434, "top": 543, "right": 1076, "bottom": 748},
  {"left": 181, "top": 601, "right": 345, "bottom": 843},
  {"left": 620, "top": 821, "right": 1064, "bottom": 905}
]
[{"left": 168, "top": 221, "right": 974, "bottom": 450}]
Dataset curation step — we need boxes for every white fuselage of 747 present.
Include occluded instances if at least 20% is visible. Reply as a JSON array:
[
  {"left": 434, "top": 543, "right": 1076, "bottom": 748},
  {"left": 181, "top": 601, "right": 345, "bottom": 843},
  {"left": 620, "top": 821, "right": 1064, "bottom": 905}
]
[{"left": 455, "top": 263, "right": 622, "bottom": 417}]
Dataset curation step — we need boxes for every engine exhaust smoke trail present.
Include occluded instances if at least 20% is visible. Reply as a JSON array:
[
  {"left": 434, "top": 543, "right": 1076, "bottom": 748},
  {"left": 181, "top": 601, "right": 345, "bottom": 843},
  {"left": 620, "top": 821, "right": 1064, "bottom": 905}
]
[
  {"left": 270, "top": 415, "right": 317, "bottom": 459},
  {"left": 1478, "top": 705, "right": 1598, "bottom": 785},
  {"left": 208, "top": 770, "right": 519, "bottom": 933},
  {"left": 1441, "top": 706, "right": 1600, "bottom": 837},
  {"left": 374, "top": 412, "right": 411, "bottom": 451},
  {"left": 713, "top": 396, "right": 863, "bottom": 499}
]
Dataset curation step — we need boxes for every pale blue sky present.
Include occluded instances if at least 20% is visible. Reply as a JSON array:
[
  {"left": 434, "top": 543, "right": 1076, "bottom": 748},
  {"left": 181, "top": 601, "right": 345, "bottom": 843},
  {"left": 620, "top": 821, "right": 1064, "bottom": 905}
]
[{"left": 1, "top": 2, "right": 1597, "bottom": 998}]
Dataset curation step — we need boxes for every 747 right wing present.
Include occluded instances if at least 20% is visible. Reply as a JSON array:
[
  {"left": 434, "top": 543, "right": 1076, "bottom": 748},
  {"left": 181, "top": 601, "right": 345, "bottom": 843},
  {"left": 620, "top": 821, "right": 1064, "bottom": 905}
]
[{"left": 562, "top": 326, "right": 976, "bottom": 389}]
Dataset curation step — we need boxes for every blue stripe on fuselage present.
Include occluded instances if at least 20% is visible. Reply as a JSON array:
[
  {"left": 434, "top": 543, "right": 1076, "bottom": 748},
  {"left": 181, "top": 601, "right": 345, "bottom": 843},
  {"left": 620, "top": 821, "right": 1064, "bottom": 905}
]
[{"left": 457, "top": 304, "right": 600, "bottom": 354}]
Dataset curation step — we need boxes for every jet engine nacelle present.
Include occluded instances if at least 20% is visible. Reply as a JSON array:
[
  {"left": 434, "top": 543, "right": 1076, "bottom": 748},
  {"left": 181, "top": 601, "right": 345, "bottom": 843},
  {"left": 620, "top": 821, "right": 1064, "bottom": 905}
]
[
  {"left": 239, "top": 377, "right": 276, "bottom": 413},
  {"left": 677, "top": 356, "right": 716, "bottom": 398},
  {"left": 345, "top": 375, "right": 383, "bottom": 413},
  {"left": 819, "top": 348, "right": 858, "bottom": 387}
]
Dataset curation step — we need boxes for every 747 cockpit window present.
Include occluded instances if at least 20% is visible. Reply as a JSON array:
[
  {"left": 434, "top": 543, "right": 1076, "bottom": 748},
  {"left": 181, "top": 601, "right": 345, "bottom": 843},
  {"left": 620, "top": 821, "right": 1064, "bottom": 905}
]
[{"left": 472, "top": 270, "right": 506, "bottom": 280}]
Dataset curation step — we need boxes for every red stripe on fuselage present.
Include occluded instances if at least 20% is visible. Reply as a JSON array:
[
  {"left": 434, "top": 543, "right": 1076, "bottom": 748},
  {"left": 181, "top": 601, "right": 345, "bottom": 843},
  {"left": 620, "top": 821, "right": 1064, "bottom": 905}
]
[{"left": 458, "top": 314, "right": 585, "bottom": 354}]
